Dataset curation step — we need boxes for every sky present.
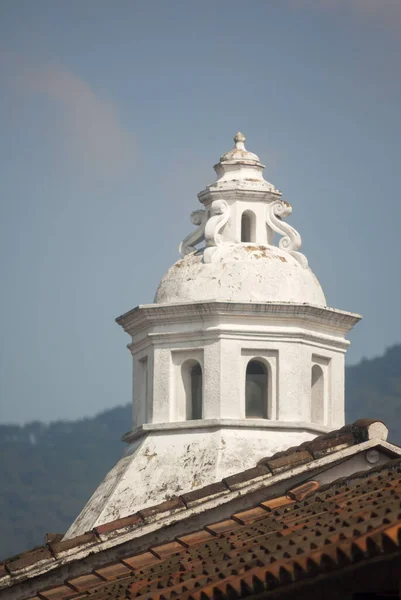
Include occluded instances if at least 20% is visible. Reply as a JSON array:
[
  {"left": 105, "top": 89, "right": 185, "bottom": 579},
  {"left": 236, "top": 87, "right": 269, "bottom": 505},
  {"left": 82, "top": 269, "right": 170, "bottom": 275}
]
[{"left": 0, "top": 0, "right": 400, "bottom": 424}]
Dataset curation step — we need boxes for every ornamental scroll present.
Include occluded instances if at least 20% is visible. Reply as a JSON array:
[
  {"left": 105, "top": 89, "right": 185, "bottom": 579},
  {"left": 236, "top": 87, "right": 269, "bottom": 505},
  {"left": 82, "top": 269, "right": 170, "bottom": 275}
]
[
  {"left": 266, "top": 200, "right": 308, "bottom": 268},
  {"left": 179, "top": 209, "right": 207, "bottom": 256},
  {"left": 203, "top": 199, "right": 230, "bottom": 264},
  {"left": 179, "top": 199, "right": 230, "bottom": 264}
]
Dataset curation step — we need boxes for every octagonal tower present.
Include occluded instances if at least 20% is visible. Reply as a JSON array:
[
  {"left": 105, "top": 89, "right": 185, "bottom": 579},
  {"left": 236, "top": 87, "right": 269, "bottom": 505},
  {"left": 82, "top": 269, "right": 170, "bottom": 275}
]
[{"left": 65, "top": 134, "right": 360, "bottom": 539}]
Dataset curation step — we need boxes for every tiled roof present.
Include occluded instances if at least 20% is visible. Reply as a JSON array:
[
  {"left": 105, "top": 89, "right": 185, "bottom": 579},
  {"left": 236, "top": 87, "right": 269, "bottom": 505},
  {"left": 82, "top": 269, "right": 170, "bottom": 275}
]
[
  {"left": 0, "top": 419, "right": 397, "bottom": 599},
  {"left": 17, "top": 458, "right": 401, "bottom": 599}
]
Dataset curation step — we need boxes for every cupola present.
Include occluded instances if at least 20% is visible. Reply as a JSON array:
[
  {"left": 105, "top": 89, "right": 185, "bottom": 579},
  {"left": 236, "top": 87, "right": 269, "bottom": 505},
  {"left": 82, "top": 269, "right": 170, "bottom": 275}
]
[
  {"left": 64, "top": 133, "right": 361, "bottom": 540},
  {"left": 156, "top": 132, "right": 325, "bottom": 305}
]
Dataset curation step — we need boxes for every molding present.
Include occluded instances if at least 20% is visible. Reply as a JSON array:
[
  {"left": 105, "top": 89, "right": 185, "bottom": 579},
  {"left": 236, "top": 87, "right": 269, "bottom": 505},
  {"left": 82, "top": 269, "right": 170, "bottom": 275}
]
[
  {"left": 116, "top": 301, "right": 361, "bottom": 337},
  {"left": 128, "top": 328, "right": 350, "bottom": 360},
  {"left": 198, "top": 185, "right": 281, "bottom": 205},
  {"left": 121, "top": 418, "right": 331, "bottom": 444},
  {"left": 145, "top": 329, "right": 351, "bottom": 350}
]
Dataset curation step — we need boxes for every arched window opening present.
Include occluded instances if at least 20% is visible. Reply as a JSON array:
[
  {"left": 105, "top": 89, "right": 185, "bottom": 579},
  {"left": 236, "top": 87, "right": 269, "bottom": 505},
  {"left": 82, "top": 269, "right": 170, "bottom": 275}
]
[
  {"left": 181, "top": 360, "right": 203, "bottom": 421},
  {"left": 190, "top": 363, "right": 203, "bottom": 420},
  {"left": 241, "top": 211, "right": 256, "bottom": 243},
  {"left": 311, "top": 364, "right": 324, "bottom": 424},
  {"left": 246, "top": 360, "right": 268, "bottom": 418}
]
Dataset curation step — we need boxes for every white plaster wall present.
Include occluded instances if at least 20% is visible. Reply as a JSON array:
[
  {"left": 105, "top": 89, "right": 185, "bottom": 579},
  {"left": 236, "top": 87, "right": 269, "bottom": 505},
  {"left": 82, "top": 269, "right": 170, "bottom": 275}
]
[
  {"left": 275, "top": 343, "right": 306, "bottom": 421},
  {"left": 131, "top": 345, "right": 153, "bottom": 429},
  {"left": 203, "top": 340, "right": 222, "bottom": 419},
  {"left": 232, "top": 200, "right": 270, "bottom": 245},
  {"left": 219, "top": 338, "right": 242, "bottom": 419},
  {"left": 128, "top": 306, "right": 351, "bottom": 432},
  {"left": 328, "top": 351, "right": 346, "bottom": 428},
  {"left": 65, "top": 424, "right": 318, "bottom": 539},
  {"left": 151, "top": 347, "right": 171, "bottom": 423}
]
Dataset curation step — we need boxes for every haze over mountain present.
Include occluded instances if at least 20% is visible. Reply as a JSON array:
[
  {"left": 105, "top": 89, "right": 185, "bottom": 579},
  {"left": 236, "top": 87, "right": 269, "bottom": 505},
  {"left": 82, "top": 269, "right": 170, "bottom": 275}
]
[{"left": 1, "top": 344, "right": 400, "bottom": 560}]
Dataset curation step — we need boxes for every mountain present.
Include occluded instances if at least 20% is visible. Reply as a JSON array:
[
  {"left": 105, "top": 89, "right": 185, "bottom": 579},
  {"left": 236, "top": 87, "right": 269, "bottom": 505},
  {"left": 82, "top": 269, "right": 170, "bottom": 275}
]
[
  {"left": 0, "top": 406, "right": 129, "bottom": 560},
  {"left": 345, "top": 345, "right": 401, "bottom": 443},
  {"left": 1, "top": 344, "right": 400, "bottom": 560}
]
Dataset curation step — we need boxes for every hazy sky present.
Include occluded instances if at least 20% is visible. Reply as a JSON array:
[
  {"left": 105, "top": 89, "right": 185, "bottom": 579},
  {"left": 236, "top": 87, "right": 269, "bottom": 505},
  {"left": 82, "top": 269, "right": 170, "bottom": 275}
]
[{"left": 1, "top": 1, "right": 400, "bottom": 424}]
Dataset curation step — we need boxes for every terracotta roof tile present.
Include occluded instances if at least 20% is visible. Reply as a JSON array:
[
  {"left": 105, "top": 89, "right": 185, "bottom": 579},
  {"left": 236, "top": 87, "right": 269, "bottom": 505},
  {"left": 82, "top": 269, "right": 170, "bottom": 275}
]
[
  {"left": 49, "top": 532, "right": 98, "bottom": 557},
  {"left": 121, "top": 551, "right": 160, "bottom": 570},
  {"left": 23, "top": 457, "right": 401, "bottom": 599},
  {"left": 302, "top": 431, "right": 355, "bottom": 458},
  {"left": 349, "top": 418, "right": 387, "bottom": 442},
  {"left": 93, "top": 562, "right": 133, "bottom": 581},
  {"left": 150, "top": 540, "right": 186, "bottom": 560},
  {"left": 137, "top": 496, "right": 185, "bottom": 521},
  {"left": 223, "top": 464, "right": 271, "bottom": 490},
  {"left": 176, "top": 529, "right": 216, "bottom": 547},
  {"left": 205, "top": 518, "right": 244, "bottom": 535},
  {"left": 37, "top": 584, "right": 76, "bottom": 599},
  {"left": 6, "top": 546, "right": 53, "bottom": 574},
  {"left": 1, "top": 420, "right": 397, "bottom": 599},
  {"left": 263, "top": 448, "right": 313, "bottom": 474},
  {"left": 67, "top": 573, "right": 104, "bottom": 592},
  {"left": 287, "top": 480, "right": 320, "bottom": 501},
  {"left": 232, "top": 506, "right": 267, "bottom": 524},
  {"left": 261, "top": 495, "right": 295, "bottom": 511},
  {"left": 93, "top": 513, "right": 143, "bottom": 537},
  {"left": 180, "top": 481, "right": 229, "bottom": 508}
]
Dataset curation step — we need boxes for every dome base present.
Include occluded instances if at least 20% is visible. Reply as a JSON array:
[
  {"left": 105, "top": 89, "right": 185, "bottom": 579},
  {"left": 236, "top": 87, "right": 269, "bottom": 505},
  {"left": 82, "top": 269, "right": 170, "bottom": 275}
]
[
  {"left": 155, "top": 244, "right": 327, "bottom": 306},
  {"left": 64, "top": 421, "right": 327, "bottom": 539}
]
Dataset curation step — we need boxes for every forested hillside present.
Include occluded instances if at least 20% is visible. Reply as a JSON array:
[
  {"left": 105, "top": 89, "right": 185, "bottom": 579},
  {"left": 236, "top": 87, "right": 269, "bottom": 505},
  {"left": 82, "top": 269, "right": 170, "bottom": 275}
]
[
  {"left": 0, "top": 406, "right": 129, "bottom": 559},
  {"left": 345, "top": 345, "right": 401, "bottom": 443},
  {"left": 1, "top": 345, "right": 400, "bottom": 560}
]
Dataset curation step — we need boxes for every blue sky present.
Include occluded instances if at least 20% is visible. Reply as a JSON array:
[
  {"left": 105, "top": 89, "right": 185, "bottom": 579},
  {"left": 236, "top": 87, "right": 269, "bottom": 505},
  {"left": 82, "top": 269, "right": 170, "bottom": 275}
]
[{"left": 0, "top": 0, "right": 400, "bottom": 423}]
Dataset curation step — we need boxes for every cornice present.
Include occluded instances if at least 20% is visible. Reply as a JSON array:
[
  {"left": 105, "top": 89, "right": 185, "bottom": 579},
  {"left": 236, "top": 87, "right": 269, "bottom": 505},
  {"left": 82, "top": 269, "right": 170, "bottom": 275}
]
[
  {"left": 197, "top": 184, "right": 280, "bottom": 204},
  {"left": 121, "top": 418, "right": 332, "bottom": 444},
  {"left": 128, "top": 328, "right": 350, "bottom": 356},
  {"left": 116, "top": 301, "right": 361, "bottom": 337}
]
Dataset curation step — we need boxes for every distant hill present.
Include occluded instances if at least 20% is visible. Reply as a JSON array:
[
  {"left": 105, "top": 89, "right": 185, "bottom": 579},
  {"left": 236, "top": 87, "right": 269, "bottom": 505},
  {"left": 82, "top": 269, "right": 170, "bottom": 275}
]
[
  {"left": 345, "top": 344, "right": 401, "bottom": 443},
  {"left": 1, "top": 344, "right": 400, "bottom": 559},
  {"left": 0, "top": 406, "right": 129, "bottom": 559}
]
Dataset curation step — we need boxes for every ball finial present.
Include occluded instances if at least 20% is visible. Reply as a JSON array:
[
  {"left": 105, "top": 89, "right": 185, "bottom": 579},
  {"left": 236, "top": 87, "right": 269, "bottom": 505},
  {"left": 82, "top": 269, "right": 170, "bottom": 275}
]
[{"left": 234, "top": 132, "right": 246, "bottom": 149}]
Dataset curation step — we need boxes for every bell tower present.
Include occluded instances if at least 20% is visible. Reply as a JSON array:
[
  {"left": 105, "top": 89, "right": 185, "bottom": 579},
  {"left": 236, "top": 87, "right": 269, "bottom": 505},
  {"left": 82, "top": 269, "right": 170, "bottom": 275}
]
[{"left": 64, "top": 133, "right": 361, "bottom": 539}]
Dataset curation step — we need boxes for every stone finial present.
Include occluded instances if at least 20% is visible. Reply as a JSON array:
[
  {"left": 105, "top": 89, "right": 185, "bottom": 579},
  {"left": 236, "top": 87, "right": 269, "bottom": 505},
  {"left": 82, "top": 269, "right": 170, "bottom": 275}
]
[
  {"left": 218, "top": 132, "right": 261, "bottom": 165},
  {"left": 234, "top": 131, "right": 246, "bottom": 151}
]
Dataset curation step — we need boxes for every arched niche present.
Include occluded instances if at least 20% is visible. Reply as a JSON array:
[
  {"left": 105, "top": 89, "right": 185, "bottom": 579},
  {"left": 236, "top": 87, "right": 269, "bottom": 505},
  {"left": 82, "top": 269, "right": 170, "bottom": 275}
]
[
  {"left": 245, "top": 359, "right": 269, "bottom": 418},
  {"left": 311, "top": 364, "right": 324, "bottom": 424},
  {"left": 241, "top": 210, "right": 256, "bottom": 243},
  {"left": 181, "top": 359, "right": 203, "bottom": 420}
]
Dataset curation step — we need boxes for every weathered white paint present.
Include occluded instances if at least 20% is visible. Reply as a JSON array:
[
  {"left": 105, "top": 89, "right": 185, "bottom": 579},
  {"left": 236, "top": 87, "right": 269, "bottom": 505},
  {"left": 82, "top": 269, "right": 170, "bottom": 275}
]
[
  {"left": 64, "top": 425, "right": 319, "bottom": 538},
  {"left": 65, "top": 134, "right": 361, "bottom": 539},
  {"left": 155, "top": 245, "right": 326, "bottom": 305},
  {"left": 118, "top": 301, "right": 360, "bottom": 431}
]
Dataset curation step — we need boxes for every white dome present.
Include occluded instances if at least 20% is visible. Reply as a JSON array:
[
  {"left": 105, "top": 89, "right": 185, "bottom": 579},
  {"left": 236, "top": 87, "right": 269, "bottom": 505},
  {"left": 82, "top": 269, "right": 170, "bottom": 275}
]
[{"left": 155, "top": 244, "right": 326, "bottom": 305}]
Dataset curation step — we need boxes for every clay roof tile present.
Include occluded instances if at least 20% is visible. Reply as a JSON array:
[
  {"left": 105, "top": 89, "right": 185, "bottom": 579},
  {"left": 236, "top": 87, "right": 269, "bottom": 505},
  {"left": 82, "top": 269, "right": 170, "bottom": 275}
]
[
  {"left": 5, "top": 546, "right": 54, "bottom": 574},
  {"left": 137, "top": 496, "right": 185, "bottom": 522},
  {"left": 180, "top": 481, "right": 229, "bottom": 508}
]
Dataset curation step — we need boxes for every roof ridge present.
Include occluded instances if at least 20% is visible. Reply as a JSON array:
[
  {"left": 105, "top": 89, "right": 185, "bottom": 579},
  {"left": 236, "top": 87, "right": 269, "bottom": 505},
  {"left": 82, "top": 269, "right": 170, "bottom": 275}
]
[
  {"left": 5, "top": 457, "right": 401, "bottom": 599},
  {"left": 0, "top": 419, "right": 393, "bottom": 592}
]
